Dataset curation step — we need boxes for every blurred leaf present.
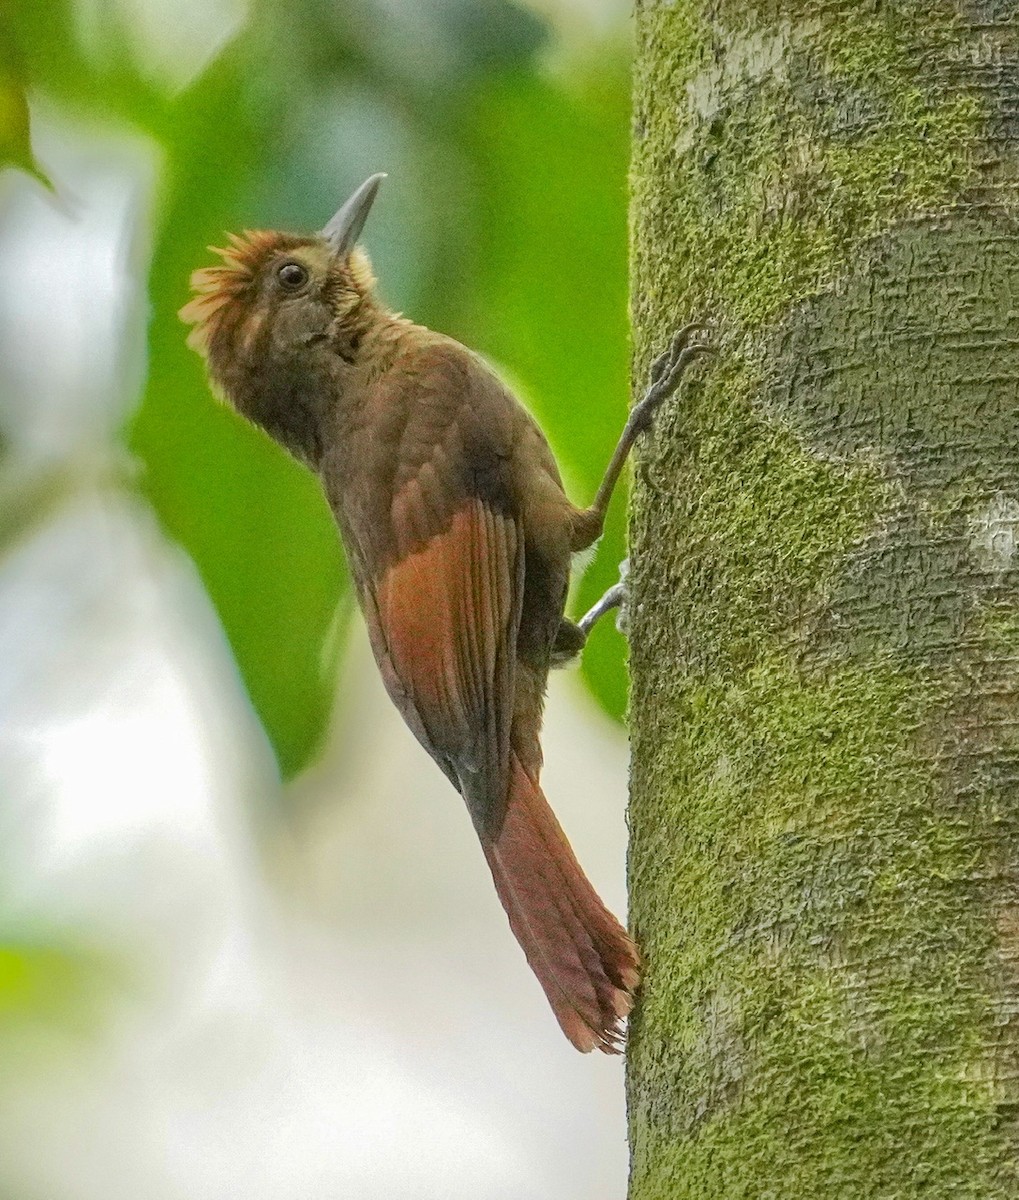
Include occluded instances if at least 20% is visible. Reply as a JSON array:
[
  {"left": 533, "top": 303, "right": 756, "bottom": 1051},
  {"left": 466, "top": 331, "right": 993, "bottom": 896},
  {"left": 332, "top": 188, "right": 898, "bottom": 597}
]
[
  {"left": 0, "top": 942, "right": 102, "bottom": 1028},
  {"left": 456, "top": 53, "right": 633, "bottom": 721},
  {"left": 0, "top": 74, "right": 49, "bottom": 186},
  {"left": 5, "top": 0, "right": 166, "bottom": 136},
  {"left": 0, "top": 15, "right": 50, "bottom": 187},
  {"left": 130, "top": 38, "right": 348, "bottom": 779},
  {"left": 5, "top": 2, "right": 352, "bottom": 778}
]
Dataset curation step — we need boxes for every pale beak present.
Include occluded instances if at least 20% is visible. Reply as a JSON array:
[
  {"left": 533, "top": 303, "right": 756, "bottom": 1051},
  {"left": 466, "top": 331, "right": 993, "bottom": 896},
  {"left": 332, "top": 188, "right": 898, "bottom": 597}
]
[{"left": 321, "top": 173, "right": 386, "bottom": 258}]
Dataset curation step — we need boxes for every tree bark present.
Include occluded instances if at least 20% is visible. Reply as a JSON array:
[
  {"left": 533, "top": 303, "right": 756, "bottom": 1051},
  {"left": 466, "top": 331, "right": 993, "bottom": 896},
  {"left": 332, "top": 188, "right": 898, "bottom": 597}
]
[{"left": 627, "top": 4, "right": 1019, "bottom": 1195}]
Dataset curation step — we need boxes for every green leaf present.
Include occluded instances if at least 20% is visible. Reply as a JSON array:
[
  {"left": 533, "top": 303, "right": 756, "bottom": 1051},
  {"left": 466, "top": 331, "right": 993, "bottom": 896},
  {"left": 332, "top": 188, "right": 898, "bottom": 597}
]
[
  {"left": 0, "top": 18, "right": 51, "bottom": 187},
  {"left": 130, "top": 42, "right": 348, "bottom": 779},
  {"left": 0, "top": 942, "right": 102, "bottom": 1027},
  {"left": 455, "top": 54, "right": 633, "bottom": 721}
]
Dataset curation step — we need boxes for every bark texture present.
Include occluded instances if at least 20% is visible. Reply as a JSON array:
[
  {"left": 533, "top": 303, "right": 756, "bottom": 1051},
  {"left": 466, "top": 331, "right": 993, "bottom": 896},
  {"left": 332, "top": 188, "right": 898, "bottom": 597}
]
[{"left": 627, "top": 4, "right": 1019, "bottom": 1195}]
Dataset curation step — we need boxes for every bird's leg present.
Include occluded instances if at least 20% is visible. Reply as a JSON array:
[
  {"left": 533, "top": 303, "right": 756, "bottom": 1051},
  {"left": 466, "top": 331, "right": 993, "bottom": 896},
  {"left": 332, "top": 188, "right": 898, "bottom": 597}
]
[
  {"left": 579, "top": 557, "right": 630, "bottom": 636},
  {"left": 571, "top": 322, "right": 711, "bottom": 553},
  {"left": 555, "top": 325, "right": 710, "bottom": 668},
  {"left": 552, "top": 561, "right": 630, "bottom": 667}
]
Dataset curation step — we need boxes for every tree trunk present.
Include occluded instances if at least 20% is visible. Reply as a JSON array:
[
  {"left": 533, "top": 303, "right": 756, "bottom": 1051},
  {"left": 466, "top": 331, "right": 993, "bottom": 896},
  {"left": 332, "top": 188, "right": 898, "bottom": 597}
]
[{"left": 627, "top": 4, "right": 1019, "bottom": 1195}]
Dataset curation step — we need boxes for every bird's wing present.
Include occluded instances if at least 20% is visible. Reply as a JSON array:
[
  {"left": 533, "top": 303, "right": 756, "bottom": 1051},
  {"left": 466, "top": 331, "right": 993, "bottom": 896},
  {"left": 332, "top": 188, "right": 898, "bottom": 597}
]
[{"left": 338, "top": 343, "right": 524, "bottom": 838}]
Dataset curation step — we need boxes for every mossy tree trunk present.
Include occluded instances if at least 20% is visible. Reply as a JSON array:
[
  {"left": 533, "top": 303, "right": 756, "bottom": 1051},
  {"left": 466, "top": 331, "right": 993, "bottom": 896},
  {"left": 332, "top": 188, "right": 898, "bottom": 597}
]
[{"left": 627, "top": 4, "right": 1019, "bottom": 1195}]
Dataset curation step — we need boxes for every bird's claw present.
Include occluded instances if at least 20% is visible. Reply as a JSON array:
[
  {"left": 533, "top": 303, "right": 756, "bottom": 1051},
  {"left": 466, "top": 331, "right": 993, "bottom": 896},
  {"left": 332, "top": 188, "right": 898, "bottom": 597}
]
[
  {"left": 578, "top": 559, "right": 630, "bottom": 639},
  {"left": 648, "top": 322, "right": 710, "bottom": 384},
  {"left": 633, "top": 323, "right": 713, "bottom": 435}
]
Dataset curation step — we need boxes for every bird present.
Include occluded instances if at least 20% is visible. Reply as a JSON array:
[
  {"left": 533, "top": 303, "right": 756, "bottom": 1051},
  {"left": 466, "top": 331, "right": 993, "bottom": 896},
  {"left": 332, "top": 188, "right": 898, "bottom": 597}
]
[{"left": 180, "top": 173, "right": 707, "bottom": 1052}]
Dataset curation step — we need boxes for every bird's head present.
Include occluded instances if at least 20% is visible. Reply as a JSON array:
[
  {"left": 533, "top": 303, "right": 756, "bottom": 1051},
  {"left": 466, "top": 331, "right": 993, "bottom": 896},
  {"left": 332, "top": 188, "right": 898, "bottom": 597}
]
[{"left": 179, "top": 173, "right": 385, "bottom": 463}]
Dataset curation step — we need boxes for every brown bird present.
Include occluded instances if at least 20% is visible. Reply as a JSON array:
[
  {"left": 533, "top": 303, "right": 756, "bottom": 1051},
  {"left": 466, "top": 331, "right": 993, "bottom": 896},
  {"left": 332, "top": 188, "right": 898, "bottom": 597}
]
[{"left": 180, "top": 174, "right": 706, "bottom": 1052}]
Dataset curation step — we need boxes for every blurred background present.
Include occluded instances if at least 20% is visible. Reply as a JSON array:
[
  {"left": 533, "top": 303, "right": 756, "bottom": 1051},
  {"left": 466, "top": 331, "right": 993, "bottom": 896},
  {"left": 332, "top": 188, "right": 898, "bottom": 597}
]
[{"left": 0, "top": 0, "right": 634, "bottom": 1195}]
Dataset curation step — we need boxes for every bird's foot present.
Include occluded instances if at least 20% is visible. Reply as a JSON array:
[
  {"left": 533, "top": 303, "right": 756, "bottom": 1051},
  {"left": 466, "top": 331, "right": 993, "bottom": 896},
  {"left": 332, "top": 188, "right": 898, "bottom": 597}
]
[
  {"left": 578, "top": 558, "right": 630, "bottom": 638},
  {"left": 630, "top": 322, "right": 713, "bottom": 438},
  {"left": 550, "top": 559, "right": 631, "bottom": 669}
]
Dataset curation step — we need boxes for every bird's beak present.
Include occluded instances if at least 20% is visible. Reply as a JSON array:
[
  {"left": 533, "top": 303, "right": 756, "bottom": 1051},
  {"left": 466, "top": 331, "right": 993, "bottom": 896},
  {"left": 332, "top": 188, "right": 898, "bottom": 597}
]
[{"left": 321, "top": 173, "right": 386, "bottom": 258}]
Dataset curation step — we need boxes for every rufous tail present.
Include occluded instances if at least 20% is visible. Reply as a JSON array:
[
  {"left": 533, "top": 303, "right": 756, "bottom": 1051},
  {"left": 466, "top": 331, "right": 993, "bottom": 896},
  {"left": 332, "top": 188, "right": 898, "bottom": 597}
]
[{"left": 481, "top": 754, "right": 641, "bottom": 1053}]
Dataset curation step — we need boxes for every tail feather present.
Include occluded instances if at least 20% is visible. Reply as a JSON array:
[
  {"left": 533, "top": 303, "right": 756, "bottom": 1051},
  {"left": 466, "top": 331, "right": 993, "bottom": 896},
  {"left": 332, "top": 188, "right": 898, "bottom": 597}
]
[{"left": 481, "top": 754, "right": 640, "bottom": 1053}]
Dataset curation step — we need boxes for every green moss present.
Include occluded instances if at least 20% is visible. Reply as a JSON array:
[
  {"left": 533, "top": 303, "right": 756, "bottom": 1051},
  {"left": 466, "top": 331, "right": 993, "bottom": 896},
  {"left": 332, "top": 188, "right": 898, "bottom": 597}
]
[
  {"left": 629, "top": 655, "right": 1011, "bottom": 1195},
  {"left": 631, "top": 1, "right": 980, "bottom": 349},
  {"left": 980, "top": 604, "right": 1019, "bottom": 657},
  {"left": 627, "top": 2, "right": 1019, "bottom": 1196},
  {"left": 631, "top": 352, "right": 883, "bottom": 675}
]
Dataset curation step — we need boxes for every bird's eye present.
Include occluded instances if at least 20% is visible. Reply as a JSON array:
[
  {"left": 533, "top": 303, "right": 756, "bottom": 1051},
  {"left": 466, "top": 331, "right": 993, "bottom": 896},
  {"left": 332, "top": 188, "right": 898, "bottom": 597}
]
[{"left": 277, "top": 261, "right": 308, "bottom": 291}]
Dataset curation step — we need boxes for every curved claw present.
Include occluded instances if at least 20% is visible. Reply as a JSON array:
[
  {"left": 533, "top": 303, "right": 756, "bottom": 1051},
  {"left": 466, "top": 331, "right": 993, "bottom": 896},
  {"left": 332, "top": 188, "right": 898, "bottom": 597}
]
[
  {"left": 575, "top": 322, "right": 715, "bottom": 553},
  {"left": 633, "top": 337, "right": 713, "bottom": 434},
  {"left": 649, "top": 321, "right": 711, "bottom": 384},
  {"left": 658, "top": 340, "right": 712, "bottom": 392}
]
